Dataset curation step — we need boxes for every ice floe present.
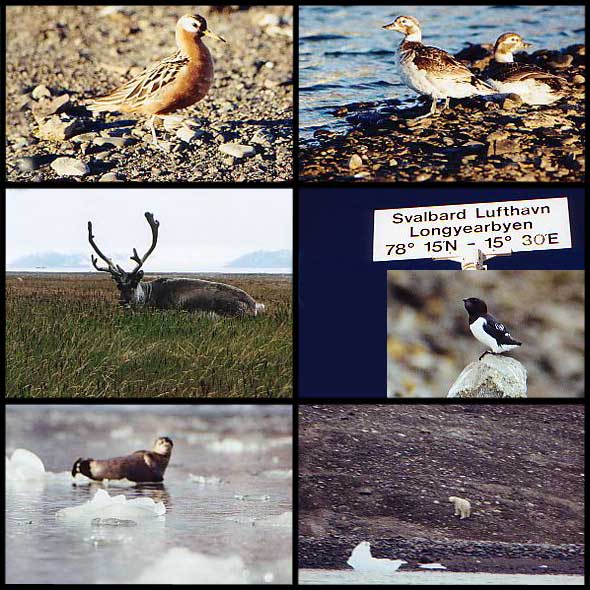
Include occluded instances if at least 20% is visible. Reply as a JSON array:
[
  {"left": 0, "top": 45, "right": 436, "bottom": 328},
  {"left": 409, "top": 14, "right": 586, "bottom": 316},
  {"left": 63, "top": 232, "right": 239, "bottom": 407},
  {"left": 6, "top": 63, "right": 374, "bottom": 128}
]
[
  {"left": 188, "top": 474, "right": 224, "bottom": 485},
  {"left": 347, "top": 541, "right": 407, "bottom": 573},
  {"left": 57, "top": 489, "right": 165, "bottom": 522},
  {"left": 133, "top": 547, "right": 247, "bottom": 584},
  {"left": 6, "top": 448, "right": 86, "bottom": 484},
  {"left": 418, "top": 562, "right": 447, "bottom": 570}
]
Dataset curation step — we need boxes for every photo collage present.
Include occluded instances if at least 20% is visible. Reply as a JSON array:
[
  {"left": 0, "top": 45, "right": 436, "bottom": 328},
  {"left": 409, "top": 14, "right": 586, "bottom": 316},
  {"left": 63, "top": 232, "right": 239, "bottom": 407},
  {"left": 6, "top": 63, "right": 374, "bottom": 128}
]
[{"left": 4, "top": 3, "right": 586, "bottom": 586}]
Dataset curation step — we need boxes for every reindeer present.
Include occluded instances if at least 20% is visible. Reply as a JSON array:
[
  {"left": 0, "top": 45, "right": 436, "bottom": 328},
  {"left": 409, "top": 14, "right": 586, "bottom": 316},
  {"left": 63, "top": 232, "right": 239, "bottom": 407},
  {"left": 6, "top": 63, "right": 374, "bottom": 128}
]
[{"left": 88, "top": 212, "right": 265, "bottom": 317}]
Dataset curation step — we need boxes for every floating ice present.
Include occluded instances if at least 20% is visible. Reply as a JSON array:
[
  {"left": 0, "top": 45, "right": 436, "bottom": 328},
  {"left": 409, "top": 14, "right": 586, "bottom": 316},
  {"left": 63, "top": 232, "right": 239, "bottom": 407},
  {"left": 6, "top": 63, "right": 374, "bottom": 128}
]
[
  {"left": 207, "top": 438, "right": 263, "bottom": 453},
  {"left": 258, "top": 511, "right": 292, "bottom": 528},
  {"left": 347, "top": 541, "right": 407, "bottom": 573},
  {"left": 57, "top": 489, "right": 166, "bottom": 522},
  {"left": 133, "top": 547, "right": 247, "bottom": 584},
  {"left": 188, "top": 474, "right": 224, "bottom": 485},
  {"left": 6, "top": 449, "right": 46, "bottom": 481},
  {"left": 260, "top": 469, "right": 292, "bottom": 479},
  {"left": 234, "top": 494, "right": 270, "bottom": 502},
  {"left": 418, "top": 563, "right": 447, "bottom": 570}
]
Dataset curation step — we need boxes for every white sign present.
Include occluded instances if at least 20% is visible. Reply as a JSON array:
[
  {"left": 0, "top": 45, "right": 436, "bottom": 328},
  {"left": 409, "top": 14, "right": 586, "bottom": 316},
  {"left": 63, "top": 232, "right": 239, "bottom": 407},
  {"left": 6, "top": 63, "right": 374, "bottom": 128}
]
[{"left": 373, "top": 197, "right": 571, "bottom": 262}]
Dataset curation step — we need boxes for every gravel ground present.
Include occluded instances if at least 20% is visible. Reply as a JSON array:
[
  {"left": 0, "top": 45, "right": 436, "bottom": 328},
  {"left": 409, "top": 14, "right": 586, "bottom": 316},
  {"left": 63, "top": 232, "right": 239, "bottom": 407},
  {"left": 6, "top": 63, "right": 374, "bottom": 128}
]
[
  {"left": 299, "top": 404, "right": 584, "bottom": 574},
  {"left": 299, "top": 43, "right": 585, "bottom": 182},
  {"left": 6, "top": 5, "right": 293, "bottom": 183}
]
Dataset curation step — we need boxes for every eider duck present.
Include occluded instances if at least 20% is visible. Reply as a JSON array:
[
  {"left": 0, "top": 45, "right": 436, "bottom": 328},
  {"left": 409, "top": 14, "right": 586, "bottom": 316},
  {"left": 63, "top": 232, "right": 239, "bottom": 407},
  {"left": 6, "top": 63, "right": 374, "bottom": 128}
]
[
  {"left": 483, "top": 33, "right": 567, "bottom": 105},
  {"left": 383, "top": 16, "right": 495, "bottom": 119},
  {"left": 72, "top": 437, "right": 173, "bottom": 483}
]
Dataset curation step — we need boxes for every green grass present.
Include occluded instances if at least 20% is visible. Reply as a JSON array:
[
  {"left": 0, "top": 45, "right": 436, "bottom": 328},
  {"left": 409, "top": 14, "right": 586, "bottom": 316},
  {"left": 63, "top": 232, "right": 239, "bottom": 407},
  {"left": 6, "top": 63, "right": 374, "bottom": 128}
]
[{"left": 6, "top": 274, "right": 292, "bottom": 398}]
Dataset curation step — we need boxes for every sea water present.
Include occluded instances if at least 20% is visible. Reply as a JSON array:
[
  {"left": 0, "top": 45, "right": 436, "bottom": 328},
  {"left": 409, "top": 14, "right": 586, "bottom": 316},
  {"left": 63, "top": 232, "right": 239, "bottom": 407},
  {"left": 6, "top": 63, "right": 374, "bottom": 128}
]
[{"left": 5, "top": 405, "right": 292, "bottom": 584}]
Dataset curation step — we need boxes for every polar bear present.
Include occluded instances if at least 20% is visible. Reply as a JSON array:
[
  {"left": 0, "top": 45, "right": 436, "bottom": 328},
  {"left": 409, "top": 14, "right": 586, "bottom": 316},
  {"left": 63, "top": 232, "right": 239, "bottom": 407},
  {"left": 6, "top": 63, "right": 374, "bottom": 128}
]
[{"left": 449, "top": 496, "right": 471, "bottom": 519}]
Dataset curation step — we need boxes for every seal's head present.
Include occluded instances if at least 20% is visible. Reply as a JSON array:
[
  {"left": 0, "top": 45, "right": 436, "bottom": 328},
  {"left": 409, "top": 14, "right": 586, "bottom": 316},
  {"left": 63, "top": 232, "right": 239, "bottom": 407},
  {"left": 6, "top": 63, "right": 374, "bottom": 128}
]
[{"left": 153, "top": 437, "right": 174, "bottom": 455}]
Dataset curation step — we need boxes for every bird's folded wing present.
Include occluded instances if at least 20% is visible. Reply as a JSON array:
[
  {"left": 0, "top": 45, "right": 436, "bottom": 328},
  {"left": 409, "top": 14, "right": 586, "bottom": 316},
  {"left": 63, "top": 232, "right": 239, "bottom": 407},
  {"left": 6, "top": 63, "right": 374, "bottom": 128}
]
[
  {"left": 414, "top": 46, "right": 475, "bottom": 80},
  {"left": 482, "top": 315, "right": 519, "bottom": 345},
  {"left": 90, "top": 51, "right": 190, "bottom": 109}
]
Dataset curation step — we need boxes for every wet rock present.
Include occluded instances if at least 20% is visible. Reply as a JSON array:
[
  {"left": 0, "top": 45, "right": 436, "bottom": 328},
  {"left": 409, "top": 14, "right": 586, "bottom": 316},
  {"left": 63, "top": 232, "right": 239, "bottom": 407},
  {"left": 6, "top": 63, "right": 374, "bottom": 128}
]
[
  {"left": 50, "top": 157, "right": 89, "bottom": 177},
  {"left": 38, "top": 115, "right": 84, "bottom": 141},
  {"left": 448, "top": 355, "right": 527, "bottom": 399},
  {"left": 218, "top": 143, "right": 256, "bottom": 158}
]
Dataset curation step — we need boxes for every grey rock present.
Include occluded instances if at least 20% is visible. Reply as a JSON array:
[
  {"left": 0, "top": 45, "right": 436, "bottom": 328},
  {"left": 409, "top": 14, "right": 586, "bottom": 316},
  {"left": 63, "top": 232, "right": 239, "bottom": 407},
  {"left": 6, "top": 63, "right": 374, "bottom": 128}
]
[
  {"left": 219, "top": 143, "right": 256, "bottom": 158},
  {"left": 38, "top": 115, "right": 84, "bottom": 141},
  {"left": 31, "top": 84, "right": 52, "bottom": 100},
  {"left": 93, "top": 136, "right": 134, "bottom": 148},
  {"left": 176, "top": 126, "right": 200, "bottom": 143},
  {"left": 99, "top": 172, "right": 123, "bottom": 182},
  {"left": 448, "top": 355, "right": 527, "bottom": 398},
  {"left": 50, "top": 157, "right": 90, "bottom": 177}
]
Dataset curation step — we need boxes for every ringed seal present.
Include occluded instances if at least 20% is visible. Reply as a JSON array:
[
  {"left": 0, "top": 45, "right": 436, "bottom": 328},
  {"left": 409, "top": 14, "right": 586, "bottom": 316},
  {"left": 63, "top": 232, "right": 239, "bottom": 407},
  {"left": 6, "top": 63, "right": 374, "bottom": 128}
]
[{"left": 72, "top": 437, "right": 173, "bottom": 483}]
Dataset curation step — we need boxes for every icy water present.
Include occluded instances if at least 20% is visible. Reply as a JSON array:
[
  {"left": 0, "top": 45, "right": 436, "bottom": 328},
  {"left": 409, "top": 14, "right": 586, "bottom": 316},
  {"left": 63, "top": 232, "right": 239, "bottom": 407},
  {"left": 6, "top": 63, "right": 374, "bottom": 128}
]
[
  {"left": 5, "top": 405, "right": 292, "bottom": 584},
  {"left": 299, "top": 569, "right": 584, "bottom": 585},
  {"left": 299, "top": 5, "right": 586, "bottom": 140}
]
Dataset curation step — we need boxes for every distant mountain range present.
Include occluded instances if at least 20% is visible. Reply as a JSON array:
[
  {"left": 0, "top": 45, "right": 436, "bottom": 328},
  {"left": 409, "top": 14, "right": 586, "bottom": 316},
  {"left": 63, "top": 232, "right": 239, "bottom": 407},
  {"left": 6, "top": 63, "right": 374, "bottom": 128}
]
[
  {"left": 8, "top": 252, "right": 88, "bottom": 269},
  {"left": 226, "top": 249, "right": 292, "bottom": 268}
]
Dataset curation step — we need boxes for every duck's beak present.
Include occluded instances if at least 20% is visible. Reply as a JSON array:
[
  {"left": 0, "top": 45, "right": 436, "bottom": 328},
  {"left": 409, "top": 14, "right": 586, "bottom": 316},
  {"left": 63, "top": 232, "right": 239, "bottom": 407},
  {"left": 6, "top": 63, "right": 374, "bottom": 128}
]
[
  {"left": 521, "top": 40, "right": 532, "bottom": 48},
  {"left": 204, "top": 28, "right": 226, "bottom": 42},
  {"left": 382, "top": 22, "right": 398, "bottom": 31}
]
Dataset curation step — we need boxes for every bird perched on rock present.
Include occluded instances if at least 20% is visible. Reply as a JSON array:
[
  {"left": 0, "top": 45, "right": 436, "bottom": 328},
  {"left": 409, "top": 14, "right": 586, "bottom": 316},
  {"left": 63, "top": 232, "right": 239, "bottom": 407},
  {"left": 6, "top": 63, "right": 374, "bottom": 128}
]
[
  {"left": 72, "top": 437, "right": 173, "bottom": 482},
  {"left": 382, "top": 15, "right": 495, "bottom": 120},
  {"left": 483, "top": 32, "right": 568, "bottom": 105},
  {"left": 463, "top": 297, "right": 522, "bottom": 360},
  {"left": 87, "top": 14, "right": 226, "bottom": 144}
]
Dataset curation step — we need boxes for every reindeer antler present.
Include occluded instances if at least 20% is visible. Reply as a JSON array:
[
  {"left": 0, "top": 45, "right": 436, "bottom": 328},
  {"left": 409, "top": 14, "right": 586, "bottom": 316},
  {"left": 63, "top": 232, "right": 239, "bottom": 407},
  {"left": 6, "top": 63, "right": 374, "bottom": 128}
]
[
  {"left": 129, "top": 212, "right": 160, "bottom": 274},
  {"left": 88, "top": 220, "right": 121, "bottom": 275}
]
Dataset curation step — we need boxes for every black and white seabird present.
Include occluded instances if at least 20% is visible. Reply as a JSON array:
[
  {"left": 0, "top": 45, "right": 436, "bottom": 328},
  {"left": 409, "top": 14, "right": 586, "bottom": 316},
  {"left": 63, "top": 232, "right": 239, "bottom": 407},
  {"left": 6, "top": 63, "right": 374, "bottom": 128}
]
[
  {"left": 483, "top": 32, "right": 568, "bottom": 105},
  {"left": 463, "top": 297, "right": 522, "bottom": 360},
  {"left": 72, "top": 437, "right": 173, "bottom": 483},
  {"left": 382, "top": 15, "right": 496, "bottom": 119}
]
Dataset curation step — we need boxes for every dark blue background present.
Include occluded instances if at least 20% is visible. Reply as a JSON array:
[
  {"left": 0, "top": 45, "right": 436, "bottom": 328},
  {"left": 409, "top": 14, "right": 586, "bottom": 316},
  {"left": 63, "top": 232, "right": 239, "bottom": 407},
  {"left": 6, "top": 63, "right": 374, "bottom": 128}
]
[{"left": 298, "top": 187, "right": 585, "bottom": 398}]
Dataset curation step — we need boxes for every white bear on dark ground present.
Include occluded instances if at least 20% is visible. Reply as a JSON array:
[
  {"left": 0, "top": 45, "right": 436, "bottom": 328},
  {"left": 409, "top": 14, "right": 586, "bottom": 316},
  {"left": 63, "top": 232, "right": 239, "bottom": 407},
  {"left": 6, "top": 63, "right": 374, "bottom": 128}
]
[{"left": 448, "top": 496, "right": 471, "bottom": 519}]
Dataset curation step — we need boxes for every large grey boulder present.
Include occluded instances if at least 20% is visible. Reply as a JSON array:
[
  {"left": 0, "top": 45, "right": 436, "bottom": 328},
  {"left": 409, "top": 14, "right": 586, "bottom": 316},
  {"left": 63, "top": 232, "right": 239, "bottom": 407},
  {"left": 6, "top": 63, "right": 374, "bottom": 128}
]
[{"left": 448, "top": 355, "right": 527, "bottom": 398}]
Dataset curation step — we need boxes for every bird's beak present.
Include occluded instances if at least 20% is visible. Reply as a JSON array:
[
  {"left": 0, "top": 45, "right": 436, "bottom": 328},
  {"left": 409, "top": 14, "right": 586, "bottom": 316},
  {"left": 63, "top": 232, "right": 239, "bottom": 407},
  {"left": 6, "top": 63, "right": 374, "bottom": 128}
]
[
  {"left": 462, "top": 298, "right": 467, "bottom": 302},
  {"left": 382, "top": 22, "right": 398, "bottom": 31},
  {"left": 204, "top": 28, "right": 226, "bottom": 43},
  {"left": 521, "top": 40, "right": 532, "bottom": 48}
]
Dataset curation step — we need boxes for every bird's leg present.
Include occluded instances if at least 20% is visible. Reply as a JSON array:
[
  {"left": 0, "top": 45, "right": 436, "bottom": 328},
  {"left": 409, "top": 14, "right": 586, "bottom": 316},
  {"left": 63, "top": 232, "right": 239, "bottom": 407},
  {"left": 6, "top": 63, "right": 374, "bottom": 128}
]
[
  {"left": 149, "top": 115, "right": 159, "bottom": 146},
  {"left": 413, "top": 98, "right": 438, "bottom": 120},
  {"left": 441, "top": 96, "right": 451, "bottom": 112}
]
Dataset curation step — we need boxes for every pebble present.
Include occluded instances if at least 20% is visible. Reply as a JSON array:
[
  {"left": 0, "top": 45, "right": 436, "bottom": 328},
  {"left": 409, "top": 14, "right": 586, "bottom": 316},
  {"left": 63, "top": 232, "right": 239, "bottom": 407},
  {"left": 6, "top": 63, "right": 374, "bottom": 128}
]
[
  {"left": 38, "top": 115, "right": 84, "bottom": 141},
  {"left": 31, "top": 84, "right": 51, "bottom": 100},
  {"left": 218, "top": 143, "right": 256, "bottom": 158},
  {"left": 349, "top": 154, "right": 363, "bottom": 170},
  {"left": 50, "top": 157, "right": 89, "bottom": 177},
  {"left": 99, "top": 172, "right": 123, "bottom": 182},
  {"left": 572, "top": 74, "right": 585, "bottom": 85},
  {"left": 93, "top": 136, "right": 134, "bottom": 148},
  {"left": 176, "top": 126, "right": 200, "bottom": 143}
]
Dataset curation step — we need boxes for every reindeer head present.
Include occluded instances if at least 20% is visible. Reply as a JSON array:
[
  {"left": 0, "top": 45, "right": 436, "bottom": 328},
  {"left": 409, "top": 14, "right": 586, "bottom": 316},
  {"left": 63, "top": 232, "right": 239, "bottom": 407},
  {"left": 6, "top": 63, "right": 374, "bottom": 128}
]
[{"left": 88, "top": 212, "right": 160, "bottom": 306}]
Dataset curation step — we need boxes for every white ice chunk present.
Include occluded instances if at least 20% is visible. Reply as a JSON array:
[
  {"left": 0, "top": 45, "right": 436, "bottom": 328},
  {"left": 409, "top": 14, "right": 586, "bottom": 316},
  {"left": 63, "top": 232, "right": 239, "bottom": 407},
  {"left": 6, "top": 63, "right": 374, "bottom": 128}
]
[
  {"left": 57, "top": 489, "right": 166, "bottom": 521},
  {"left": 188, "top": 474, "right": 224, "bottom": 485},
  {"left": 418, "top": 562, "right": 447, "bottom": 570},
  {"left": 207, "top": 438, "right": 263, "bottom": 453},
  {"left": 347, "top": 541, "right": 407, "bottom": 573},
  {"left": 6, "top": 449, "right": 46, "bottom": 481},
  {"left": 133, "top": 547, "right": 247, "bottom": 584},
  {"left": 258, "top": 511, "right": 292, "bottom": 528},
  {"left": 260, "top": 469, "right": 292, "bottom": 479}
]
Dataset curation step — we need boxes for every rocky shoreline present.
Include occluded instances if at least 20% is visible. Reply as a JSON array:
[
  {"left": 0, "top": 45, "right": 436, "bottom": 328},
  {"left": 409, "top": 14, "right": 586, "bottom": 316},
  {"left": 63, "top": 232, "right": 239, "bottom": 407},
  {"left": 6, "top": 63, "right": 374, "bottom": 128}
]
[
  {"left": 6, "top": 5, "right": 293, "bottom": 183},
  {"left": 299, "top": 43, "right": 585, "bottom": 182},
  {"left": 299, "top": 537, "right": 584, "bottom": 575}
]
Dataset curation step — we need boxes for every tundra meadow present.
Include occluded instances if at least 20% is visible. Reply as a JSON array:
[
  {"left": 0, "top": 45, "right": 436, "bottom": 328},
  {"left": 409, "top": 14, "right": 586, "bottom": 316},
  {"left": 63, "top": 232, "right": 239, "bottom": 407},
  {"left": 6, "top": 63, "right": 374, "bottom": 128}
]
[{"left": 6, "top": 273, "right": 292, "bottom": 398}]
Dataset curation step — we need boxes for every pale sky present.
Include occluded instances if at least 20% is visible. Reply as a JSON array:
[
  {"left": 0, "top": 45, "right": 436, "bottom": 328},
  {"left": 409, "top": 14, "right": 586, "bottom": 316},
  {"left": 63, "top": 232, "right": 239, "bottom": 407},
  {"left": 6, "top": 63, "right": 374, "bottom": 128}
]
[{"left": 6, "top": 188, "right": 292, "bottom": 271}]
